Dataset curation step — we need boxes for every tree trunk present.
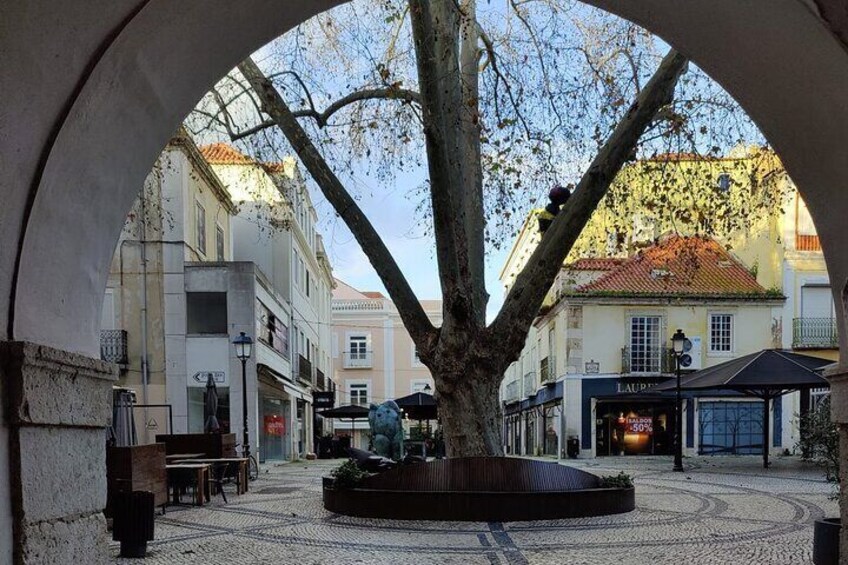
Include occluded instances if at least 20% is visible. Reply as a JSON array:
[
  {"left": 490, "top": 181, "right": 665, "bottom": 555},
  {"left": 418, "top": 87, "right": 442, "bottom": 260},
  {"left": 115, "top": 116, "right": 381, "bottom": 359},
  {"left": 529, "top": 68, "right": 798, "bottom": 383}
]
[{"left": 434, "top": 365, "right": 505, "bottom": 457}]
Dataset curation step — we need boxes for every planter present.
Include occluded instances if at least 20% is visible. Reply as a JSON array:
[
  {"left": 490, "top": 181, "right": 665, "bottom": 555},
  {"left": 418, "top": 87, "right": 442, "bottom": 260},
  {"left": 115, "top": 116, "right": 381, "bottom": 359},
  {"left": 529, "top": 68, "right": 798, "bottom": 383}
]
[{"left": 813, "top": 517, "right": 840, "bottom": 565}]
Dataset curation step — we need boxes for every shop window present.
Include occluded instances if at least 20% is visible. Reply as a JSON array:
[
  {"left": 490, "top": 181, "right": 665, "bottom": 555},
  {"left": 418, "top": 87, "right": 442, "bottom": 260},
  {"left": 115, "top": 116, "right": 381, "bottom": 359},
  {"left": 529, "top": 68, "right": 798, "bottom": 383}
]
[
  {"left": 187, "top": 386, "right": 230, "bottom": 433},
  {"left": 187, "top": 292, "right": 227, "bottom": 334},
  {"left": 698, "top": 401, "right": 763, "bottom": 455},
  {"left": 709, "top": 314, "right": 733, "bottom": 353}
]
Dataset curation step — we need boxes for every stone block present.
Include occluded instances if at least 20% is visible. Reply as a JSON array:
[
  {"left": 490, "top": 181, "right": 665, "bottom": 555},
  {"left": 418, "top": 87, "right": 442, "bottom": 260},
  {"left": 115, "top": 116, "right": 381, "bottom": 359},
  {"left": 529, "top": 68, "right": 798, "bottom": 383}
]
[
  {"left": 1, "top": 342, "right": 116, "bottom": 427},
  {"left": 19, "top": 511, "right": 108, "bottom": 565},
  {"left": 16, "top": 427, "right": 106, "bottom": 522}
]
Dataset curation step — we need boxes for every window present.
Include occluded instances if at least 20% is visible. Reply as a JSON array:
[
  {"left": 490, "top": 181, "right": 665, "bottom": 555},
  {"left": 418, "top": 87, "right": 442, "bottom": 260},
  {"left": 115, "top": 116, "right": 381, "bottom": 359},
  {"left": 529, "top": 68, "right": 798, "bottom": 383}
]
[
  {"left": 629, "top": 315, "right": 662, "bottom": 373},
  {"left": 709, "top": 314, "right": 733, "bottom": 353},
  {"left": 216, "top": 225, "right": 225, "bottom": 261},
  {"left": 349, "top": 335, "right": 368, "bottom": 359},
  {"left": 412, "top": 344, "right": 423, "bottom": 367},
  {"left": 186, "top": 292, "right": 227, "bottom": 334},
  {"left": 306, "top": 270, "right": 311, "bottom": 297},
  {"left": 195, "top": 201, "right": 206, "bottom": 256},
  {"left": 257, "top": 300, "right": 288, "bottom": 357},
  {"left": 349, "top": 383, "right": 369, "bottom": 406}
]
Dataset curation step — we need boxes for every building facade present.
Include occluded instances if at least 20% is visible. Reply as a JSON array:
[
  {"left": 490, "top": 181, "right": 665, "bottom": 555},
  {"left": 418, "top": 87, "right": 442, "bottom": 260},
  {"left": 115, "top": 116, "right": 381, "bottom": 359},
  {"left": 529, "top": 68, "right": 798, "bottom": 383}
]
[
  {"left": 330, "top": 280, "right": 441, "bottom": 449},
  {"left": 499, "top": 151, "right": 836, "bottom": 459}
]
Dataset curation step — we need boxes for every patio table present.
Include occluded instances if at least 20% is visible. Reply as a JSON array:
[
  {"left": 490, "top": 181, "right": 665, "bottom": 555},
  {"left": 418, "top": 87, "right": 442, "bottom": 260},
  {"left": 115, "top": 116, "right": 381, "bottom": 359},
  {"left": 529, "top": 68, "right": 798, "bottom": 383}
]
[
  {"left": 165, "top": 464, "right": 210, "bottom": 506},
  {"left": 173, "top": 458, "right": 249, "bottom": 494}
]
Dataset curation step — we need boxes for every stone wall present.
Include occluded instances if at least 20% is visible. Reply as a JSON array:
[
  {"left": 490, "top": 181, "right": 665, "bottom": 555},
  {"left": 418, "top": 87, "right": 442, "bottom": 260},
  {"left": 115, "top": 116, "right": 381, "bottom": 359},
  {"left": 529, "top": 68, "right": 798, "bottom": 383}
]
[{"left": 1, "top": 342, "right": 116, "bottom": 565}]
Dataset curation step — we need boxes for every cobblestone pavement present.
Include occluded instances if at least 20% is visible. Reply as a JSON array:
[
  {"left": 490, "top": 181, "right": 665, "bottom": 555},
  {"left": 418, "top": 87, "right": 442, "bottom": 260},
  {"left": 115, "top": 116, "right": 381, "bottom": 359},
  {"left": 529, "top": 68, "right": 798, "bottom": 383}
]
[{"left": 112, "top": 455, "right": 837, "bottom": 564}]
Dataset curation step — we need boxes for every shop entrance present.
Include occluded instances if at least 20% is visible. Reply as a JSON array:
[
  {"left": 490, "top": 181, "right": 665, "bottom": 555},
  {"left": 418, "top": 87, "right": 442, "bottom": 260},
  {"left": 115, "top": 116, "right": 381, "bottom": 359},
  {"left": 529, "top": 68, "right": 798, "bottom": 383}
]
[{"left": 596, "top": 400, "right": 675, "bottom": 456}]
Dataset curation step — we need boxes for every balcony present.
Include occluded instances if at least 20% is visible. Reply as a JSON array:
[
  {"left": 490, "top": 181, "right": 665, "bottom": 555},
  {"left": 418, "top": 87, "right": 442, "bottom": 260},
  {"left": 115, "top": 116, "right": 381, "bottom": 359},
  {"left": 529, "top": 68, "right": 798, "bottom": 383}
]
[
  {"left": 343, "top": 351, "right": 373, "bottom": 369},
  {"left": 621, "top": 346, "right": 674, "bottom": 375},
  {"left": 522, "top": 371, "right": 536, "bottom": 397},
  {"left": 298, "top": 355, "right": 313, "bottom": 386},
  {"left": 100, "top": 329, "right": 128, "bottom": 365},
  {"left": 540, "top": 356, "right": 557, "bottom": 384},
  {"left": 315, "top": 368, "right": 326, "bottom": 391},
  {"left": 796, "top": 234, "right": 822, "bottom": 252},
  {"left": 504, "top": 380, "right": 520, "bottom": 403},
  {"left": 793, "top": 317, "right": 838, "bottom": 349}
]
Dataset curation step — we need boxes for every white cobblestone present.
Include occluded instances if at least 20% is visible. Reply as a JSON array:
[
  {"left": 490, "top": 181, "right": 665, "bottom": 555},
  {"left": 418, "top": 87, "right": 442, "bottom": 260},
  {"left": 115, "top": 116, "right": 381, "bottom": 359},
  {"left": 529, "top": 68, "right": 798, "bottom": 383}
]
[{"left": 111, "top": 456, "right": 837, "bottom": 564}]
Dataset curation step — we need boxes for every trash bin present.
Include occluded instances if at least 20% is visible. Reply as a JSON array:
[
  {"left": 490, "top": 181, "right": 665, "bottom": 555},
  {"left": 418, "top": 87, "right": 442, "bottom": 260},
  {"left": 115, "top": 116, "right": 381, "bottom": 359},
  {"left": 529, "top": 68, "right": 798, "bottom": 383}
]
[
  {"left": 567, "top": 437, "right": 580, "bottom": 459},
  {"left": 112, "top": 490, "right": 154, "bottom": 558}
]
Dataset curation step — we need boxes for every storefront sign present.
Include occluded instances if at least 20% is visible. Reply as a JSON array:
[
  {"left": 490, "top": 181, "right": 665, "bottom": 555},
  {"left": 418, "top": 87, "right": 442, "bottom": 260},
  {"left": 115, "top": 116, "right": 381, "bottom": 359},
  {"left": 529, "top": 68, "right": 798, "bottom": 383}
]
[
  {"left": 313, "top": 391, "right": 335, "bottom": 409},
  {"left": 616, "top": 381, "right": 653, "bottom": 394},
  {"left": 264, "top": 414, "right": 286, "bottom": 436},
  {"left": 626, "top": 417, "right": 653, "bottom": 434}
]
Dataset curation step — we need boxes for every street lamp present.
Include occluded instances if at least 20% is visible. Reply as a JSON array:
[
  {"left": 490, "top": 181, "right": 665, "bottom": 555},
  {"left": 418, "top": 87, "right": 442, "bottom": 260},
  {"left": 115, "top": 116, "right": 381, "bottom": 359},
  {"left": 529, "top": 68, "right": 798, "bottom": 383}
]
[
  {"left": 670, "top": 328, "right": 687, "bottom": 472},
  {"left": 233, "top": 332, "right": 254, "bottom": 463},
  {"left": 423, "top": 383, "right": 432, "bottom": 393}
]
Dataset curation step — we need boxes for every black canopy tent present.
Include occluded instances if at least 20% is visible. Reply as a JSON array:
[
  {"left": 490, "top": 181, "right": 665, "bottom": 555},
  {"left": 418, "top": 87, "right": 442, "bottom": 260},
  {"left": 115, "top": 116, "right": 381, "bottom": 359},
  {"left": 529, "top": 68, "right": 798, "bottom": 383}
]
[
  {"left": 394, "top": 392, "right": 438, "bottom": 457},
  {"left": 650, "top": 349, "right": 831, "bottom": 468}
]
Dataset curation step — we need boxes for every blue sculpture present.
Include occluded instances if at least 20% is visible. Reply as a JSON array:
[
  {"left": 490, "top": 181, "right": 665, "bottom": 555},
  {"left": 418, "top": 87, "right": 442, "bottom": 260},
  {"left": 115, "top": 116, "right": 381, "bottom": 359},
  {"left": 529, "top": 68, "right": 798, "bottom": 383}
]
[{"left": 369, "top": 400, "right": 404, "bottom": 460}]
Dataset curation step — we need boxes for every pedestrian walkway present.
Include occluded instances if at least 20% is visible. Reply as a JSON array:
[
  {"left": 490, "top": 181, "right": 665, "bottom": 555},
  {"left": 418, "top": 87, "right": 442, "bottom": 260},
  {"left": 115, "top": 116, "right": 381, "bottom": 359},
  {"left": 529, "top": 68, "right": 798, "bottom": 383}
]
[{"left": 112, "top": 456, "right": 837, "bottom": 564}]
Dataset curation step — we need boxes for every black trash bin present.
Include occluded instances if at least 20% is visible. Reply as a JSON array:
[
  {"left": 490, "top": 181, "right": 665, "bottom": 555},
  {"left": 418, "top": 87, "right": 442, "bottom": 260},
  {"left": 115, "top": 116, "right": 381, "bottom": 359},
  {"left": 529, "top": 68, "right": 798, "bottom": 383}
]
[
  {"left": 112, "top": 490, "right": 155, "bottom": 558},
  {"left": 567, "top": 437, "right": 580, "bottom": 459}
]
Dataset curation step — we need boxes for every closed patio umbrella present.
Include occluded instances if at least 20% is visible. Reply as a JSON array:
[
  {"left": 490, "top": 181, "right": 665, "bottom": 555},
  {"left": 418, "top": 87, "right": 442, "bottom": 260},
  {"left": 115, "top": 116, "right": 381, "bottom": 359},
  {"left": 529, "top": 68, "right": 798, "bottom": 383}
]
[
  {"left": 204, "top": 374, "right": 221, "bottom": 433},
  {"left": 650, "top": 349, "right": 831, "bottom": 468},
  {"left": 111, "top": 387, "right": 137, "bottom": 447}
]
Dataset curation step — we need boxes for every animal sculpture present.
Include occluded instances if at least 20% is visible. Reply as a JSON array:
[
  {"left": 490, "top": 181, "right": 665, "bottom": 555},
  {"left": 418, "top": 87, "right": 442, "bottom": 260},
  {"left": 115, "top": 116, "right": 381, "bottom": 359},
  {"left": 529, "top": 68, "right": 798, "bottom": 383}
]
[{"left": 368, "top": 400, "right": 404, "bottom": 461}]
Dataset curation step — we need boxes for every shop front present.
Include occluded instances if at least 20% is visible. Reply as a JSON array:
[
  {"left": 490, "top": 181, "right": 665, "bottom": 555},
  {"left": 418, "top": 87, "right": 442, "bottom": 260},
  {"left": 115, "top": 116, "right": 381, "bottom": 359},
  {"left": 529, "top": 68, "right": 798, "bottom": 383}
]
[
  {"left": 503, "top": 381, "right": 563, "bottom": 457},
  {"left": 582, "top": 376, "right": 693, "bottom": 457},
  {"left": 258, "top": 375, "right": 291, "bottom": 463}
]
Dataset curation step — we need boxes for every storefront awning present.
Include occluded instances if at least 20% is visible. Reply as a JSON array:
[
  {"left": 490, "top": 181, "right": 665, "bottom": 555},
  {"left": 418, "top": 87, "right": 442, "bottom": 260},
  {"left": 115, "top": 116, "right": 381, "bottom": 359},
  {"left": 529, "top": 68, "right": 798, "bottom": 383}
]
[{"left": 258, "top": 364, "right": 312, "bottom": 403}]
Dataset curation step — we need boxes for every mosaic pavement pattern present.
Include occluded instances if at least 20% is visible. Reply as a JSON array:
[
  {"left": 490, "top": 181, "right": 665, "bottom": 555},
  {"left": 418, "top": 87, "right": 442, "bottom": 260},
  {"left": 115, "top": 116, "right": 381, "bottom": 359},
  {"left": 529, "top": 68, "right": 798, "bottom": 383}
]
[{"left": 111, "top": 455, "right": 838, "bottom": 564}]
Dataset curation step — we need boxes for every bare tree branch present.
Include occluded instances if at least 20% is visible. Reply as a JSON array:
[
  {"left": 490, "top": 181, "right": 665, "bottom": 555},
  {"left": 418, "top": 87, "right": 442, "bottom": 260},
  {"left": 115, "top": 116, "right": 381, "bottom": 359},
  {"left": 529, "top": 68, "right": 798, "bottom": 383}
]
[
  {"left": 236, "top": 56, "right": 437, "bottom": 350},
  {"left": 230, "top": 87, "right": 421, "bottom": 141},
  {"left": 490, "top": 49, "right": 689, "bottom": 358}
]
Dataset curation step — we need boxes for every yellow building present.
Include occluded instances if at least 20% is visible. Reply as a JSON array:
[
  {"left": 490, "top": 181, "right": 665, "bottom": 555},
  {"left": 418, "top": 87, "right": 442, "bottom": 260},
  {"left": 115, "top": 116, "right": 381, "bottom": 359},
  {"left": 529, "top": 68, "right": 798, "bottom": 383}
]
[{"left": 500, "top": 148, "right": 836, "bottom": 459}]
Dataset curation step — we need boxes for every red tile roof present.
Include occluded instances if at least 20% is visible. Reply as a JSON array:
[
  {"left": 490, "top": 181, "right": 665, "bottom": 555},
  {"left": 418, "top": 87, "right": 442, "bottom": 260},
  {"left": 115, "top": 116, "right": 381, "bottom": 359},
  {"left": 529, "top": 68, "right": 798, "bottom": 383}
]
[
  {"left": 362, "top": 291, "right": 386, "bottom": 299},
  {"left": 567, "top": 258, "right": 625, "bottom": 271},
  {"left": 199, "top": 143, "right": 255, "bottom": 165},
  {"left": 576, "top": 236, "right": 772, "bottom": 297}
]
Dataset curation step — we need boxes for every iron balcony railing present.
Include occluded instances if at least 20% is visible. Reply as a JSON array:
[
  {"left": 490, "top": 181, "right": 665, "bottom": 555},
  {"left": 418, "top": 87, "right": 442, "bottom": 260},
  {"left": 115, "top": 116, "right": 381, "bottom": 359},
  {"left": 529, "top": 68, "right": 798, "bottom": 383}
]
[
  {"left": 540, "top": 356, "right": 557, "bottom": 384},
  {"left": 315, "top": 368, "right": 326, "bottom": 391},
  {"left": 621, "top": 346, "right": 674, "bottom": 375},
  {"left": 793, "top": 317, "right": 838, "bottom": 349},
  {"left": 343, "top": 350, "right": 373, "bottom": 369},
  {"left": 298, "top": 355, "right": 313, "bottom": 385},
  {"left": 100, "top": 329, "right": 128, "bottom": 365}
]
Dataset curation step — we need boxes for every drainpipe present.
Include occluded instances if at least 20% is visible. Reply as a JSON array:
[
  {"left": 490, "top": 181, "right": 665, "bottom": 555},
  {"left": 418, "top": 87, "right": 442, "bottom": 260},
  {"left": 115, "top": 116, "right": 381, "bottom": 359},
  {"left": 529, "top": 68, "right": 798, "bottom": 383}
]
[{"left": 140, "top": 186, "right": 151, "bottom": 424}]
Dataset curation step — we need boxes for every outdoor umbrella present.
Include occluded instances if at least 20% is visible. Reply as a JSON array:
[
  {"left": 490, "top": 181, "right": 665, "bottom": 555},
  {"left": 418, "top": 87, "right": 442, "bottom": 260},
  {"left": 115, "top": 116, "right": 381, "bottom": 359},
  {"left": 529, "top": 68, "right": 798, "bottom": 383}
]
[
  {"left": 110, "top": 387, "right": 138, "bottom": 447},
  {"left": 650, "top": 349, "right": 831, "bottom": 468},
  {"left": 394, "top": 392, "right": 438, "bottom": 457},
  {"left": 393, "top": 392, "right": 438, "bottom": 421},
  {"left": 204, "top": 373, "right": 221, "bottom": 433},
  {"left": 318, "top": 404, "right": 371, "bottom": 445}
]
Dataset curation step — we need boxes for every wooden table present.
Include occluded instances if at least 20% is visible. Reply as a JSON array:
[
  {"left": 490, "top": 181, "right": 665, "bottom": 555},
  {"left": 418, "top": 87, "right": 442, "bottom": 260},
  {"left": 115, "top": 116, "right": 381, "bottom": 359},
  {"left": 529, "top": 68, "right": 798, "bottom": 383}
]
[
  {"left": 166, "top": 464, "right": 210, "bottom": 506},
  {"left": 165, "top": 453, "right": 205, "bottom": 462},
  {"left": 174, "top": 458, "right": 249, "bottom": 494}
]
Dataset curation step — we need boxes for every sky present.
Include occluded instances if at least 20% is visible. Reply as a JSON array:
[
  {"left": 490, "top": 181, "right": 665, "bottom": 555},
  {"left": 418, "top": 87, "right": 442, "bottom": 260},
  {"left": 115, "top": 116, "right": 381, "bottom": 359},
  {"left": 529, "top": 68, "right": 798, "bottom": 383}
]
[{"left": 308, "top": 166, "right": 513, "bottom": 322}]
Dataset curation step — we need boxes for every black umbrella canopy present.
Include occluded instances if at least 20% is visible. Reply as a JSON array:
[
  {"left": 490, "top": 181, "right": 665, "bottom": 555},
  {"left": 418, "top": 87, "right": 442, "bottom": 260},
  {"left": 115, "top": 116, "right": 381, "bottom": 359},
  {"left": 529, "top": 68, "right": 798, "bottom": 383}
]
[
  {"left": 652, "top": 350, "right": 831, "bottom": 393},
  {"left": 650, "top": 349, "right": 831, "bottom": 469},
  {"left": 394, "top": 392, "right": 438, "bottom": 420},
  {"left": 318, "top": 404, "right": 371, "bottom": 419}
]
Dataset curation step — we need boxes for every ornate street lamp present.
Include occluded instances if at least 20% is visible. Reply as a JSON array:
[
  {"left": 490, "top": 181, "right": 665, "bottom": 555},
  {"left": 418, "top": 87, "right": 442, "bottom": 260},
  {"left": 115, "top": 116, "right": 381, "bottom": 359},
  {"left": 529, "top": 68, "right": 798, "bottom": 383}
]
[
  {"left": 423, "top": 383, "right": 432, "bottom": 393},
  {"left": 671, "top": 329, "right": 687, "bottom": 472},
  {"left": 233, "top": 332, "right": 254, "bottom": 463}
]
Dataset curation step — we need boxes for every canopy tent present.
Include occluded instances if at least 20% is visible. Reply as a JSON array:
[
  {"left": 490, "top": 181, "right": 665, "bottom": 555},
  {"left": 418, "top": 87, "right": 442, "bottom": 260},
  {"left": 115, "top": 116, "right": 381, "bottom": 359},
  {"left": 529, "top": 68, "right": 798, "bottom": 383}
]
[
  {"left": 394, "top": 392, "right": 438, "bottom": 421},
  {"left": 650, "top": 349, "right": 831, "bottom": 468}
]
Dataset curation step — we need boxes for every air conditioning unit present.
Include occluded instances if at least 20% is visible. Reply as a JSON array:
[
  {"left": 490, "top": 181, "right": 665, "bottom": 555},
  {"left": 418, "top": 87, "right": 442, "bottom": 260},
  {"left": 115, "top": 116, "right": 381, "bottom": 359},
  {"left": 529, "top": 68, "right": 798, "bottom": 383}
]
[{"left": 678, "top": 336, "right": 703, "bottom": 371}]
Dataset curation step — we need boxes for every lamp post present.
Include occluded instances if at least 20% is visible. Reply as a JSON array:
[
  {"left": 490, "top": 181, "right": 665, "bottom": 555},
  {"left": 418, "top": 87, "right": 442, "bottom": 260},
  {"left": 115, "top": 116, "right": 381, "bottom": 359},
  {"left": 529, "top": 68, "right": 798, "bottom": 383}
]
[
  {"left": 233, "top": 332, "right": 254, "bottom": 463},
  {"left": 671, "top": 329, "right": 687, "bottom": 472}
]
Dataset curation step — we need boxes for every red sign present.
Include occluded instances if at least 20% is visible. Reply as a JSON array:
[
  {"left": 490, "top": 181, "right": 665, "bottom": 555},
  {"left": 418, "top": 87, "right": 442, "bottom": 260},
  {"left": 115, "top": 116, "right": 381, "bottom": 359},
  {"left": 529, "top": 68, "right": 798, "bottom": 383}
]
[
  {"left": 626, "top": 417, "right": 653, "bottom": 434},
  {"left": 264, "top": 415, "right": 286, "bottom": 436}
]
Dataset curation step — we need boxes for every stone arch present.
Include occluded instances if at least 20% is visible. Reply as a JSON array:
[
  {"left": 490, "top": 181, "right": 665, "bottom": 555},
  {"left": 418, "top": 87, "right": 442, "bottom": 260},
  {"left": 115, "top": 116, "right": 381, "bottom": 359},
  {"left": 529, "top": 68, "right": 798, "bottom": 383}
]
[{"left": 4, "top": 0, "right": 848, "bottom": 562}]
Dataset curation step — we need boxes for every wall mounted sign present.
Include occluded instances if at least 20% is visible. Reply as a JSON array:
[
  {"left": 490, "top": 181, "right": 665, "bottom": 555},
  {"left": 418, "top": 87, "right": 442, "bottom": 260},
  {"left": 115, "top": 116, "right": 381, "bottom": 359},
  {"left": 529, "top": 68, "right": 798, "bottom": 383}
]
[
  {"left": 313, "top": 391, "right": 336, "bottom": 409},
  {"left": 191, "top": 371, "right": 225, "bottom": 385},
  {"left": 585, "top": 360, "right": 600, "bottom": 374}
]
